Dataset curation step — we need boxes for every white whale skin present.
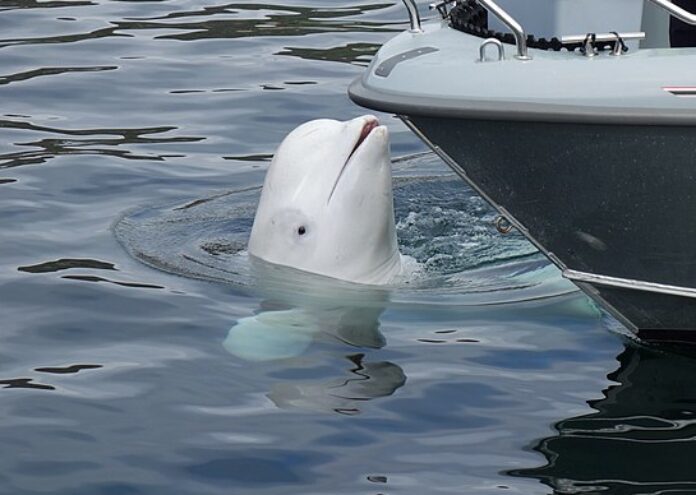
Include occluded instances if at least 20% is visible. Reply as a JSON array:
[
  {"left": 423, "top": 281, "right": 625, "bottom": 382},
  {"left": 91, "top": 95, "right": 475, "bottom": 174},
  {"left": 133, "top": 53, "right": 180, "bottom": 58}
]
[{"left": 248, "top": 115, "right": 401, "bottom": 285}]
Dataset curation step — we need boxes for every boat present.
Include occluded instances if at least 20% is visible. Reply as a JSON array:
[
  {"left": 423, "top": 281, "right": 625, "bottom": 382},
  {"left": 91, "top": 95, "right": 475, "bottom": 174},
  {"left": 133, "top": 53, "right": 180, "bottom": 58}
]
[{"left": 348, "top": 0, "right": 696, "bottom": 342}]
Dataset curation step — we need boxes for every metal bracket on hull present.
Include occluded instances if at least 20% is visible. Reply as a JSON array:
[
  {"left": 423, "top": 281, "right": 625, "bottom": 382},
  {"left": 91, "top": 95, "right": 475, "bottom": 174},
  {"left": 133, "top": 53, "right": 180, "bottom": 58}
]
[
  {"left": 479, "top": 38, "right": 506, "bottom": 62},
  {"left": 494, "top": 215, "right": 513, "bottom": 234}
]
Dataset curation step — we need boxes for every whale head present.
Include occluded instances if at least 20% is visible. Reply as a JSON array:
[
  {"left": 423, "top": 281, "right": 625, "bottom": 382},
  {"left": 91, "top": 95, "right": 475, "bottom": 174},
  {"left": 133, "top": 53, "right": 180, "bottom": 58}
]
[{"left": 248, "top": 116, "right": 401, "bottom": 285}]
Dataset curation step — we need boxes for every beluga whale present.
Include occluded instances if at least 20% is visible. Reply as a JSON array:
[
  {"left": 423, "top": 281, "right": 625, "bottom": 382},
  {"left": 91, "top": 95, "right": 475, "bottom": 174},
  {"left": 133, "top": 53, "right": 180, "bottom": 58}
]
[{"left": 248, "top": 115, "right": 402, "bottom": 285}]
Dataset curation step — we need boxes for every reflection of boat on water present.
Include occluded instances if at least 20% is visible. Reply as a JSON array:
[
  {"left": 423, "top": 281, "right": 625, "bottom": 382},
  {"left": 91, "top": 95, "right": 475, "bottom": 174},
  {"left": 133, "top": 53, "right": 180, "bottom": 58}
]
[
  {"left": 510, "top": 344, "right": 696, "bottom": 493},
  {"left": 349, "top": 0, "right": 696, "bottom": 338}
]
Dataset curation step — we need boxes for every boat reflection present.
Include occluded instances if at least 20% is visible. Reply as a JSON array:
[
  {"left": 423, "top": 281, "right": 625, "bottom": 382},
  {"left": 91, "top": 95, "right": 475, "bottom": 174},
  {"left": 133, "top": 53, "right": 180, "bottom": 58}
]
[{"left": 510, "top": 344, "right": 696, "bottom": 494}]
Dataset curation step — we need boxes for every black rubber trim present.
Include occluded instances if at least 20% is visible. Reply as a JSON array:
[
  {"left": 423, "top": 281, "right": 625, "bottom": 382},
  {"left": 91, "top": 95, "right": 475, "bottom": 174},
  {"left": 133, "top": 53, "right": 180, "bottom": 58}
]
[
  {"left": 666, "top": 88, "right": 696, "bottom": 96},
  {"left": 375, "top": 47, "right": 439, "bottom": 77},
  {"left": 349, "top": 76, "right": 696, "bottom": 126}
]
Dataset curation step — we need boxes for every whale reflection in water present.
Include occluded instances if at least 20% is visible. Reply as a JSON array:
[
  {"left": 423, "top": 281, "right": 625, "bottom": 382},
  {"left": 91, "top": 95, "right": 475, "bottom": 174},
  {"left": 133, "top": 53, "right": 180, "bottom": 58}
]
[
  {"left": 223, "top": 260, "right": 406, "bottom": 414},
  {"left": 268, "top": 353, "right": 405, "bottom": 415},
  {"left": 510, "top": 344, "right": 696, "bottom": 494}
]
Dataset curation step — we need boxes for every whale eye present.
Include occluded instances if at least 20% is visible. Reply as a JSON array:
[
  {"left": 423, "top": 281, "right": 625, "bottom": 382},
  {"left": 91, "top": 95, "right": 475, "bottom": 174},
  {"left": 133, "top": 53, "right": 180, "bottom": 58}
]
[{"left": 297, "top": 226, "right": 307, "bottom": 236}]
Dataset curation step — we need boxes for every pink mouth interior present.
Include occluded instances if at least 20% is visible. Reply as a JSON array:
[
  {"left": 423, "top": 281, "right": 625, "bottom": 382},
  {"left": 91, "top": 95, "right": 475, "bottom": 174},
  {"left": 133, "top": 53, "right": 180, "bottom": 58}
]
[
  {"left": 350, "top": 118, "right": 379, "bottom": 158},
  {"left": 358, "top": 119, "right": 378, "bottom": 145}
]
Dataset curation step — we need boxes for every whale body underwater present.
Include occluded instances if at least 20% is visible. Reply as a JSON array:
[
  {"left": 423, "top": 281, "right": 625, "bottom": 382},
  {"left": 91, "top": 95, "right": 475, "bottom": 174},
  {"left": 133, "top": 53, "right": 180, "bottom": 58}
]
[{"left": 248, "top": 115, "right": 403, "bottom": 285}]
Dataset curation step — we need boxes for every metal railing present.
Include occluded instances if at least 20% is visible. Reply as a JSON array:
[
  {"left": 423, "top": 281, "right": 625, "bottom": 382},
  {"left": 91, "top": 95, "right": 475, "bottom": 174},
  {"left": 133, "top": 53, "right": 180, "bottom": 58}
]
[
  {"left": 401, "top": 0, "right": 530, "bottom": 60},
  {"left": 561, "top": 31, "right": 645, "bottom": 56},
  {"left": 560, "top": 32, "right": 646, "bottom": 43},
  {"left": 401, "top": 0, "right": 423, "bottom": 33},
  {"left": 400, "top": 0, "right": 696, "bottom": 61},
  {"left": 649, "top": 0, "right": 696, "bottom": 25},
  {"left": 477, "top": 0, "right": 531, "bottom": 60}
]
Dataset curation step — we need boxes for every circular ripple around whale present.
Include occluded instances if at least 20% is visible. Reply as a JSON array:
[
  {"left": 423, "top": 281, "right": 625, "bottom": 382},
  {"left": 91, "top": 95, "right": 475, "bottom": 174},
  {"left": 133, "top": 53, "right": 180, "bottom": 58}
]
[{"left": 114, "top": 155, "right": 577, "bottom": 306}]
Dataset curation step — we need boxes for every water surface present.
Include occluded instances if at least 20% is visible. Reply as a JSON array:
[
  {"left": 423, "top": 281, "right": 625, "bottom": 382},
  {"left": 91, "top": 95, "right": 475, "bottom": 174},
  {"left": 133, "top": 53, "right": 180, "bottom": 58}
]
[{"left": 0, "top": 2, "right": 688, "bottom": 494}]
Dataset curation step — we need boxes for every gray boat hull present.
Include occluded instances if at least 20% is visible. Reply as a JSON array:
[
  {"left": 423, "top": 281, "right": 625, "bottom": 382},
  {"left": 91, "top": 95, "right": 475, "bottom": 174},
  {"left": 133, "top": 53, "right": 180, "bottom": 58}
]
[
  {"left": 401, "top": 114, "right": 696, "bottom": 336},
  {"left": 402, "top": 116, "right": 696, "bottom": 338},
  {"left": 348, "top": 20, "right": 696, "bottom": 338}
]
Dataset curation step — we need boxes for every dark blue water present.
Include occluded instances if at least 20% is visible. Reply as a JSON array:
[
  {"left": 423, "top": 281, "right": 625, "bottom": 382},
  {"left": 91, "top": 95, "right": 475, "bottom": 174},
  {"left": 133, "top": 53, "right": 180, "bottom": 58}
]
[{"left": 1, "top": 2, "right": 691, "bottom": 494}]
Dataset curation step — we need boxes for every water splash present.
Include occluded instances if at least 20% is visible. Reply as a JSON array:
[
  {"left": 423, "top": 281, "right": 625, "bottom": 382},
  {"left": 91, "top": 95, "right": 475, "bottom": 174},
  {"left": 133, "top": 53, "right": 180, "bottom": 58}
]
[{"left": 114, "top": 155, "right": 577, "bottom": 305}]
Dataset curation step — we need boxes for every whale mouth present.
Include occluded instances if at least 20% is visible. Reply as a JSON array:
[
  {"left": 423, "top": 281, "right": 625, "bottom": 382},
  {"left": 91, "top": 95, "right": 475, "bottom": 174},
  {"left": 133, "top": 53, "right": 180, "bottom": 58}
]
[
  {"left": 327, "top": 117, "right": 380, "bottom": 204},
  {"left": 344, "top": 118, "right": 379, "bottom": 167},
  {"left": 352, "top": 118, "right": 379, "bottom": 156}
]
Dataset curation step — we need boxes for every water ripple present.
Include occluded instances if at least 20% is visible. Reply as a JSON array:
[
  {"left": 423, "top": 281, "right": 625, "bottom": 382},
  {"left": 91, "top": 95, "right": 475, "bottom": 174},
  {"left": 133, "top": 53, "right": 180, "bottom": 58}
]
[
  {"left": 18, "top": 258, "right": 115, "bottom": 273},
  {"left": 0, "top": 27, "right": 129, "bottom": 49},
  {"left": 0, "top": 65, "right": 117, "bottom": 86},
  {"left": 0, "top": 120, "right": 203, "bottom": 168},
  {"left": 0, "top": 1, "right": 95, "bottom": 12}
]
